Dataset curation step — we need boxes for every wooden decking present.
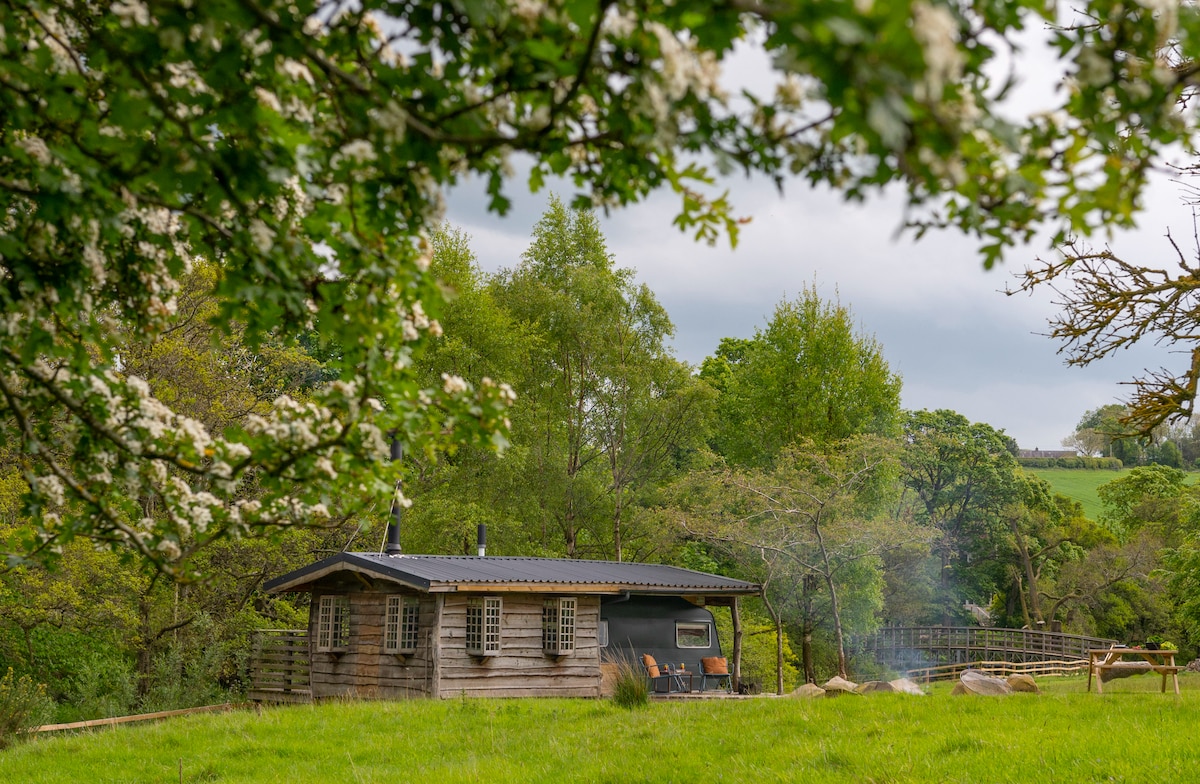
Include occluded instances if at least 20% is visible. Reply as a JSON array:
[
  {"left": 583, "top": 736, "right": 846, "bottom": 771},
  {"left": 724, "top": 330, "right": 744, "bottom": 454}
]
[
  {"left": 248, "top": 629, "right": 312, "bottom": 703},
  {"left": 857, "top": 626, "right": 1118, "bottom": 673}
]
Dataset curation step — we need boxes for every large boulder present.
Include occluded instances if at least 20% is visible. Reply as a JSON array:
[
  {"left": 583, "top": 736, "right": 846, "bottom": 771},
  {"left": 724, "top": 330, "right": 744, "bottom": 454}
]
[
  {"left": 855, "top": 680, "right": 896, "bottom": 695},
  {"left": 821, "top": 676, "right": 859, "bottom": 696},
  {"left": 1006, "top": 674, "right": 1040, "bottom": 694},
  {"left": 953, "top": 670, "right": 1012, "bottom": 696},
  {"left": 789, "top": 683, "right": 826, "bottom": 699},
  {"left": 888, "top": 677, "right": 925, "bottom": 696}
]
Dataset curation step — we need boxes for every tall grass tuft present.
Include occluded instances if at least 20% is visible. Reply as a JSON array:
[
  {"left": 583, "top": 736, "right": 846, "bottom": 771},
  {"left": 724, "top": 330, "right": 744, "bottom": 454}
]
[
  {"left": 610, "top": 658, "right": 649, "bottom": 709},
  {"left": 0, "top": 668, "right": 54, "bottom": 749}
]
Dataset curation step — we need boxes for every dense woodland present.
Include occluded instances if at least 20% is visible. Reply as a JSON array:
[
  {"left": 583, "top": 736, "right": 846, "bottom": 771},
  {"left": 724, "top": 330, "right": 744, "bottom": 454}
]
[{"left": 5, "top": 198, "right": 1200, "bottom": 719}]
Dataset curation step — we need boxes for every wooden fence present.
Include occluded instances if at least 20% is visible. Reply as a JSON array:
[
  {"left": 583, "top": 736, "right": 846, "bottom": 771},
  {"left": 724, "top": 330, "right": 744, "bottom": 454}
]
[
  {"left": 904, "top": 658, "right": 1091, "bottom": 683},
  {"left": 855, "top": 626, "right": 1117, "bottom": 672},
  {"left": 247, "top": 628, "right": 311, "bottom": 703},
  {"left": 35, "top": 703, "right": 241, "bottom": 734}
]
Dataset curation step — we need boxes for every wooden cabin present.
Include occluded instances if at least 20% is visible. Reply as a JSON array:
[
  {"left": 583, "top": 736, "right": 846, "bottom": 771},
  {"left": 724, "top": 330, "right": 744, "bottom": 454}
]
[{"left": 260, "top": 552, "right": 760, "bottom": 700}]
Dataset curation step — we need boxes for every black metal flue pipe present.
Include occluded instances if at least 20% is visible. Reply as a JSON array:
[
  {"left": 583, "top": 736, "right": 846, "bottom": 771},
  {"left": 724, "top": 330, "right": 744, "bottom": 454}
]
[{"left": 385, "top": 438, "right": 403, "bottom": 555}]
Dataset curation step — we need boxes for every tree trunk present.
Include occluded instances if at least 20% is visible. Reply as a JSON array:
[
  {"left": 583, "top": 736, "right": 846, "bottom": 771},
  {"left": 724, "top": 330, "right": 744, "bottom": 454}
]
[
  {"left": 1008, "top": 515, "right": 1043, "bottom": 624},
  {"left": 762, "top": 590, "right": 784, "bottom": 695},
  {"left": 812, "top": 516, "right": 848, "bottom": 678}
]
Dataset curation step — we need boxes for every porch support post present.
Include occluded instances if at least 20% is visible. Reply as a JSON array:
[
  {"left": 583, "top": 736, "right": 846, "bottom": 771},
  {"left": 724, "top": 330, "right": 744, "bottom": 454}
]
[{"left": 731, "top": 595, "right": 743, "bottom": 694}]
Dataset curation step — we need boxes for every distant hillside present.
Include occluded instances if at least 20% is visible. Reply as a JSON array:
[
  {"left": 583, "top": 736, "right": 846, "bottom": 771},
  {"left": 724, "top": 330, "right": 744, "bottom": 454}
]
[{"left": 1025, "top": 467, "right": 1131, "bottom": 521}]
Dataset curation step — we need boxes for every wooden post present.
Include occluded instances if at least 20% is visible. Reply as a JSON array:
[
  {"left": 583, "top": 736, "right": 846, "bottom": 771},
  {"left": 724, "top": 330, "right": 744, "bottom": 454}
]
[
  {"left": 431, "top": 594, "right": 443, "bottom": 699},
  {"left": 731, "top": 596, "right": 743, "bottom": 694}
]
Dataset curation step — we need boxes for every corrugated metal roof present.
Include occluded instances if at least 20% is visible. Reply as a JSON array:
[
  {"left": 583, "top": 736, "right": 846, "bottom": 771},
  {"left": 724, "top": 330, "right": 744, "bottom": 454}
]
[{"left": 264, "top": 552, "right": 760, "bottom": 595}]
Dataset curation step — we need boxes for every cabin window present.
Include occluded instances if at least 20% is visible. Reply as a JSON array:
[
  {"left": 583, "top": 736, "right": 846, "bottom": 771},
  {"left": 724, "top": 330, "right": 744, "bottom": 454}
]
[
  {"left": 316, "top": 595, "right": 350, "bottom": 652},
  {"left": 542, "top": 597, "right": 576, "bottom": 655},
  {"left": 598, "top": 620, "right": 609, "bottom": 648},
  {"left": 384, "top": 596, "right": 420, "bottom": 654},
  {"left": 466, "top": 596, "right": 502, "bottom": 656},
  {"left": 675, "top": 622, "right": 711, "bottom": 649}
]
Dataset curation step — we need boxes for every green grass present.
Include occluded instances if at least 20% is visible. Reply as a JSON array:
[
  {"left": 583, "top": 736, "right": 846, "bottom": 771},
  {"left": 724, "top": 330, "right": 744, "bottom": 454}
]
[
  {"left": 1026, "top": 467, "right": 1130, "bottom": 521},
  {"left": 5, "top": 675, "right": 1200, "bottom": 783}
]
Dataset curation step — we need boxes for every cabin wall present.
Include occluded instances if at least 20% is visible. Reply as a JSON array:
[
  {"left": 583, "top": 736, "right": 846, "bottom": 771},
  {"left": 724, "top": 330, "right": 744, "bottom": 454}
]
[
  {"left": 309, "top": 576, "right": 436, "bottom": 700},
  {"left": 307, "top": 577, "right": 603, "bottom": 699},
  {"left": 436, "top": 594, "right": 602, "bottom": 698}
]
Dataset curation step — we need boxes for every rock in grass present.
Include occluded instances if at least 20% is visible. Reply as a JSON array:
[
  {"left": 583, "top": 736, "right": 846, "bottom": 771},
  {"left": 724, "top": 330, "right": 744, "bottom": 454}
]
[
  {"left": 954, "top": 670, "right": 1012, "bottom": 696},
  {"left": 888, "top": 678, "right": 925, "bottom": 696},
  {"left": 1006, "top": 674, "right": 1040, "bottom": 694},
  {"left": 821, "top": 676, "right": 859, "bottom": 695},
  {"left": 789, "top": 683, "right": 826, "bottom": 698},
  {"left": 855, "top": 680, "right": 896, "bottom": 694}
]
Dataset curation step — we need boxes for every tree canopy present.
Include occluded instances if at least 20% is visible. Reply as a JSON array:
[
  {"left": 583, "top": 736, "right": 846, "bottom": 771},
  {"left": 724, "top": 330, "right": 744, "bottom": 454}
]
[
  {"left": 701, "top": 289, "right": 901, "bottom": 466},
  {"left": 6, "top": 0, "right": 1200, "bottom": 574}
]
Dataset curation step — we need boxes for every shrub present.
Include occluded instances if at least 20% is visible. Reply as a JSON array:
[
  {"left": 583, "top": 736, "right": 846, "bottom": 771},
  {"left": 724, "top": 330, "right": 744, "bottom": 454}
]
[
  {"left": 0, "top": 668, "right": 54, "bottom": 749},
  {"left": 609, "top": 658, "right": 649, "bottom": 709},
  {"left": 58, "top": 649, "right": 137, "bottom": 723}
]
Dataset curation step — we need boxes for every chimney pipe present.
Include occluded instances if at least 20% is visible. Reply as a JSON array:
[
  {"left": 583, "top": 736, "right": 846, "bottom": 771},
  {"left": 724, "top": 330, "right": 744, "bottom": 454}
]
[
  {"left": 385, "top": 438, "right": 403, "bottom": 555},
  {"left": 477, "top": 524, "right": 486, "bottom": 557}
]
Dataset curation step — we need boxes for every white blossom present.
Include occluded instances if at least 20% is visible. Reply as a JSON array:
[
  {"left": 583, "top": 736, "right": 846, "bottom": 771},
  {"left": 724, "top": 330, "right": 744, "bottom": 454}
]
[
  {"left": 157, "top": 539, "right": 182, "bottom": 560},
  {"left": 112, "top": 0, "right": 151, "bottom": 27},
  {"left": 442, "top": 373, "right": 469, "bottom": 395},
  {"left": 911, "top": 1, "right": 964, "bottom": 102},
  {"left": 15, "top": 136, "right": 52, "bottom": 165},
  {"left": 248, "top": 219, "right": 275, "bottom": 253}
]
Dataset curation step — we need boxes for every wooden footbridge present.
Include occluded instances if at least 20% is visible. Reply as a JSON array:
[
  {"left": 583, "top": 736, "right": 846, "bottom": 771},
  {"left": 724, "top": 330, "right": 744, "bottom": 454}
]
[{"left": 855, "top": 626, "right": 1117, "bottom": 674}]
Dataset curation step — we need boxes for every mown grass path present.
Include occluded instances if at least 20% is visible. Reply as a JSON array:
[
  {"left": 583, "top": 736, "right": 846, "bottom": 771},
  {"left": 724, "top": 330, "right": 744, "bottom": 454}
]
[{"left": 3, "top": 675, "right": 1198, "bottom": 783}]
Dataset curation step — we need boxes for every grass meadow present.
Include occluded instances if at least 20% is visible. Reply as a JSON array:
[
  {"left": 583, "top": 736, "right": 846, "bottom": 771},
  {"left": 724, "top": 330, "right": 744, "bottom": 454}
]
[
  {"left": 3, "top": 674, "right": 1199, "bottom": 783},
  {"left": 1025, "top": 468, "right": 1130, "bottom": 521}
]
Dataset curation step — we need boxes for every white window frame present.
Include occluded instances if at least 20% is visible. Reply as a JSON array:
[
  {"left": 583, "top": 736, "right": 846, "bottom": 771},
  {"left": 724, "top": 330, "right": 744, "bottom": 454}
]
[
  {"left": 675, "top": 621, "right": 711, "bottom": 649},
  {"left": 542, "top": 597, "right": 576, "bottom": 655},
  {"left": 466, "top": 596, "right": 502, "bottom": 656},
  {"left": 598, "top": 619, "right": 609, "bottom": 648},
  {"left": 384, "top": 596, "right": 420, "bottom": 654},
  {"left": 316, "top": 594, "right": 350, "bottom": 652}
]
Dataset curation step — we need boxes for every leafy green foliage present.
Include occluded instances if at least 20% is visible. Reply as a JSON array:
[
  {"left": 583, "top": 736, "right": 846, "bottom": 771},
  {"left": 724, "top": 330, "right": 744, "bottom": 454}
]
[
  {"left": 899, "top": 410, "right": 1023, "bottom": 624},
  {"left": 701, "top": 289, "right": 901, "bottom": 467},
  {"left": 0, "top": 668, "right": 53, "bottom": 749},
  {"left": 5, "top": 0, "right": 1200, "bottom": 575}
]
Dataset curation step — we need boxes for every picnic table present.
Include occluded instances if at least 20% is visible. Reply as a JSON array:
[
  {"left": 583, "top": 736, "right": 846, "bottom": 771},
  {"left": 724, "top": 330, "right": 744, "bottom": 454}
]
[{"left": 1087, "top": 647, "right": 1180, "bottom": 695}]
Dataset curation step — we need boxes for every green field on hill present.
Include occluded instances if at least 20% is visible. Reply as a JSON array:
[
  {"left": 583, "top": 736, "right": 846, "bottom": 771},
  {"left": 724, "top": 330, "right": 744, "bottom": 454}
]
[
  {"left": 1028, "top": 467, "right": 1200, "bottom": 521},
  {"left": 1025, "top": 467, "right": 1130, "bottom": 521},
  {"left": 5, "top": 677, "right": 1200, "bottom": 783}
]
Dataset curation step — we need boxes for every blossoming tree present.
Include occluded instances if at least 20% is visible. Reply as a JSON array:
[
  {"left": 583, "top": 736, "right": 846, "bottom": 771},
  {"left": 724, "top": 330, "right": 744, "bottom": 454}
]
[{"left": 1, "top": 0, "right": 1194, "bottom": 575}]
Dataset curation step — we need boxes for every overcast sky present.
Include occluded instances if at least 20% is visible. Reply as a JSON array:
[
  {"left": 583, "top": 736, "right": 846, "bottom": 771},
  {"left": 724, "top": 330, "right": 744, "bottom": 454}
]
[{"left": 443, "top": 26, "right": 1195, "bottom": 452}]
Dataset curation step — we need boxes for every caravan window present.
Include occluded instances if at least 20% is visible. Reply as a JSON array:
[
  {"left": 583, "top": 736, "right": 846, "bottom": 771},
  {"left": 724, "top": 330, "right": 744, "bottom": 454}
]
[
  {"left": 675, "top": 622, "right": 711, "bottom": 648},
  {"left": 598, "top": 620, "right": 609, "bottom": 648}
]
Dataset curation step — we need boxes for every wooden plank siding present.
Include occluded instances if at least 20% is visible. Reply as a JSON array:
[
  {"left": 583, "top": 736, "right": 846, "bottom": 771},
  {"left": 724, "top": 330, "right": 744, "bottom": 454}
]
[
  {"left": 308, "top": 576, "right": 602, "bottom": 699},
  {"left": 310, "top": 580, "right": 435, "bottom": 699},
  {"left": 436, "top": 594, "right": 602, "bottom": 698},
  {"left": 248, "top": 629, "right": 311, "bottom": 703}
]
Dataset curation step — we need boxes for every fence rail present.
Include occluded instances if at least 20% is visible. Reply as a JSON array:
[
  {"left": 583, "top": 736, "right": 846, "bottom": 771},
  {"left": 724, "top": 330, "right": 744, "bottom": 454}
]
[
  {"left": 855, "top": 626, "right": 1117, "bottom": 673},
  {"left": 248, "top": 628, "right": 311, "bottom": 703},
  {"left": 905, "top": 658, "right": 1091, "bottom": 683}
]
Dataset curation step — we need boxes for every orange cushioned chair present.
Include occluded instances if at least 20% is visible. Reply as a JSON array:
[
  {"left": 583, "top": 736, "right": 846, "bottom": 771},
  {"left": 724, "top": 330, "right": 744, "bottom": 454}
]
[
  {"left": 700, "top": 656, "right": 732, "bottom": 693},
  {"left": 642, "top": 654, "right": 680, "bottom": 693}
]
